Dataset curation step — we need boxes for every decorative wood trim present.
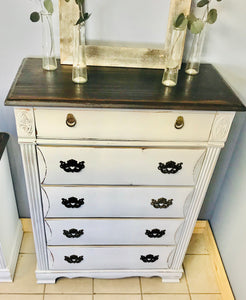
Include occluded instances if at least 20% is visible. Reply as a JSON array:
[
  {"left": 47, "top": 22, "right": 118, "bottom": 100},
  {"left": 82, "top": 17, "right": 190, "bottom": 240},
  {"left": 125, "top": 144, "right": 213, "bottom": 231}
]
[
  {"left": 36, "top": 269, "right": 183, "bottom": 284},
  {"left": 35, "top": 138, "right": 224, "bottom": 148},
  {"left": 14, "top": 108, "right": 35, "bottom": 139},
  {"left": 171, "top": 146, "right": 221, "bottom": 269},
  {"left": 209, "top": 112, "right": 235, "bottom": 143},
  {"left": 59, "top": 0, "right": 191, "bottom": 69},
  {"left": 20, "top": 143, "right": 48, "bottom": 270}
]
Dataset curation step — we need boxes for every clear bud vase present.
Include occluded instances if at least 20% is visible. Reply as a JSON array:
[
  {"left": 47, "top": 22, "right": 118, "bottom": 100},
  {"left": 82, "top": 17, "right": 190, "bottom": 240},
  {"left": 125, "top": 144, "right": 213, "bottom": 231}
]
[
  {"left": 72, "top": 23, "right": 87, "bottom": 84},
  {"left": 162, "top": 28, "right": 186, "bottom": 87},
  {"left": 40, "top": 11, "right": 57, "bottom": 71},
  {"left": 185, "top": 25, "right": 207, "bottom": 75}
]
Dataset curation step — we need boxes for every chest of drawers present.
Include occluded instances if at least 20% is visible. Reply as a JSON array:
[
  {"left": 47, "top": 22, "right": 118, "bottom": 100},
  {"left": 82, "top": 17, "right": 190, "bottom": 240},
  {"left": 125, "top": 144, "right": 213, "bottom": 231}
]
[{"left": 5, "top": 58, "right": 245, "bottom": 283}]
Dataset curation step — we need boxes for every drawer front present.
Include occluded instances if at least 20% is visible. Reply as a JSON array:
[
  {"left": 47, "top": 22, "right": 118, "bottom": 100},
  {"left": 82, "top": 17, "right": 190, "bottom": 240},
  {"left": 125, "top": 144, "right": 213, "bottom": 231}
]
[
  {"left": 42, "top": 186, "right": 194, "bottom": 218},
  {"left": 38, "top": 146, "right": 205, "bottom": 185},
  {"left": 48, "top": 246, "right": 175, "bottom": 270},
  {"left": 45, "top": 218, "right": 184, "bottom": 246},
  {"left": 35, "top": 109, "right": 215, "bottom": 142}
]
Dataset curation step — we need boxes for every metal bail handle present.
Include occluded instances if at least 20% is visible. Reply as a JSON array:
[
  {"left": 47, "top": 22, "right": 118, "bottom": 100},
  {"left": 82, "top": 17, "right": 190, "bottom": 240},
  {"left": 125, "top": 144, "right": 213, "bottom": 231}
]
[
  {"left": 66, "top": 113, "right": 77, "bottom": 127},
  {"left": 175, "top": 116, "right": 184, "bottom": 129}
]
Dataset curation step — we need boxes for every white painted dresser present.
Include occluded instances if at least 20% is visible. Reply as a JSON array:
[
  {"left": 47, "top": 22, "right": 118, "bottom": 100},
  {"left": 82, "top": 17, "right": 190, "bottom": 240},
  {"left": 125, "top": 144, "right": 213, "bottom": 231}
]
[{"left": 5, "top": 58, "right": 245, "bottom": 283}]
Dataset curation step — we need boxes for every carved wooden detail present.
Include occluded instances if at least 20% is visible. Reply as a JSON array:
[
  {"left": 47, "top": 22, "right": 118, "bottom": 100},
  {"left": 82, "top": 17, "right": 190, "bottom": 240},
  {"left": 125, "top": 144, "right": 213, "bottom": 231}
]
[
  {"left": 210, "top": 113, "right": 235, "bottom": 142},
  {"left": 14, "top": 109, "right": 35, "bottom": 138}
]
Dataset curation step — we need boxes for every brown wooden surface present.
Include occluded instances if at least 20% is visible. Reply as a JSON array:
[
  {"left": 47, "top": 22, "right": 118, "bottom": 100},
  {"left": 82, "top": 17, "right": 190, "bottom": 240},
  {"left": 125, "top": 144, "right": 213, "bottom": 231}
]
[
  {"left": 0, "top": 133, "right": 9, "bottom": 160},
  {"left": 5, "top": 58, "right": 246, "bottom": 111}
]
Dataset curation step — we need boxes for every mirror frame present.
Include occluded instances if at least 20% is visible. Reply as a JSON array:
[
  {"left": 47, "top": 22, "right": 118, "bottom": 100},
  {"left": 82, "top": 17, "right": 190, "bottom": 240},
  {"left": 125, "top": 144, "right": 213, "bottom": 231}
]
[{"left": 59, "top": 0, "right": 191, "bottom": 69}]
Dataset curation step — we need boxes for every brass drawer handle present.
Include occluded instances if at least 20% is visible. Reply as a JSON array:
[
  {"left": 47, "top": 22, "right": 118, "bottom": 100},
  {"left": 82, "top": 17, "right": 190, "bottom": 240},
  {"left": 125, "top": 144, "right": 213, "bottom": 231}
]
[
  {"left": 66, "top": 113, "right": 77, "bottom": 127},
  {"left": 175, "top": 116, "right": 184, "bottom": 129}
]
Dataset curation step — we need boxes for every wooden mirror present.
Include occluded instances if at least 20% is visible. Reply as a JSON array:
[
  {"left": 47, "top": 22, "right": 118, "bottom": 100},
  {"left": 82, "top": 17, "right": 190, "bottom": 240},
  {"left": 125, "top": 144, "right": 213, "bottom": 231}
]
[{"left": 59, "top": 0, "right": 191, "bottom": 69}]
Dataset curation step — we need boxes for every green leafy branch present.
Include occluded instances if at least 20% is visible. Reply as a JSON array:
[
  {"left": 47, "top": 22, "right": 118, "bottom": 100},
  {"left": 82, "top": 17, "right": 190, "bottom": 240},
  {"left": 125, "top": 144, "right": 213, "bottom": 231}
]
[
  {"left": 65, "top": 0, "right": 91, "bottom": 25},
  {"left": 174, "top": 0, "right": 222, "bottom": 34},
  {"left": 30, "top": 0, "right": 54, "bottom": 22}
]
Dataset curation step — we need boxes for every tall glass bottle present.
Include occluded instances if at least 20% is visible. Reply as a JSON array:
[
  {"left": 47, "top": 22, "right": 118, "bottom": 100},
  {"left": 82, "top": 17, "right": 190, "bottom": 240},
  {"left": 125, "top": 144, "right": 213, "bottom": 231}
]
[
  {"left": 72, "top": 22, "right": 87, "bottom": 84},
  {"left": 40, "top": 11, "right": 57, "bottom": 71},
  {"left": 162, "top": 28, "right": 186, "bottom": 87},
  {"left": 185, "top": 25, "right": 207, "bottom": 75}
]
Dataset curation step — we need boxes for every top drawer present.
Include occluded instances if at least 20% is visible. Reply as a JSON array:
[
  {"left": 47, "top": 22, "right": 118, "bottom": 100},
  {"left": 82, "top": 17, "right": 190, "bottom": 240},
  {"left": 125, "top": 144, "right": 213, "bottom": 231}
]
[{"left": 34, "top": 109, "right": 215, "bottom": 142}]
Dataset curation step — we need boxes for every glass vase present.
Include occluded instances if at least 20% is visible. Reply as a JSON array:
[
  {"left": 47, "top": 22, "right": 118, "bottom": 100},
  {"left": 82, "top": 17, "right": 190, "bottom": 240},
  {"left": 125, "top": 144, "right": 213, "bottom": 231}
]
[
  {"left": 185, "top": 25, "right": 207, "bottom": 75},
  {"left": 162, "top": 28, "right": 186, "bottom": 87},
  {"left": 40, "top": 11, "right": 57, "bottom": 71},
  {"left": 72, "top": 23, "right": 87, "bottom": 84}
]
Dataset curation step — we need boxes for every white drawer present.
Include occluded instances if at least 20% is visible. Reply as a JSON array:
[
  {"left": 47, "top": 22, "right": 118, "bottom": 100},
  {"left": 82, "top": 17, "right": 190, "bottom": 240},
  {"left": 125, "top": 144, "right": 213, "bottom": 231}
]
[
  {"left": 47, "top": 245, "right": 175, "bottom": 270},
  {"left": 42, "top": 186, "right": 194, "bottom": 218},
  {"left": 45, "top": 218, "right": 184, "bottom": 246},
  {"left": 38, "top": 146, "right": 205, "bottom": 185},
  {"left": 35, "top": 109, "right": 215, "bottom": 142}
]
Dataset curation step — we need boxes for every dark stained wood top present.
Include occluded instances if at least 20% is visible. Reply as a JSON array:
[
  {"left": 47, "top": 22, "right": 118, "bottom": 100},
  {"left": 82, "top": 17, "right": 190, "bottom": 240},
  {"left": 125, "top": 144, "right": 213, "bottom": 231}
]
[
  {"left": 0, "top": 133, "right": 9, "bottom": 160},
  {"left": 5, "top": 57, "right": 246, "bottom": 111}
]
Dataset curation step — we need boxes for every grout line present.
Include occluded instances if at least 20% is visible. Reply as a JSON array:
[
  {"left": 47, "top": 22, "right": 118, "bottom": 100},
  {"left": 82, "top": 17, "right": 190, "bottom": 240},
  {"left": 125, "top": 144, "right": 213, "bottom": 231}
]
[
  {"left": 92, "top": 278, "right": 95, "bottom": 300},
  {"left": 183, "top": 262, "right": 191, "bottom": 296},
  {"left": 139, "top": 277, "right": 143, "bottom": 300}
]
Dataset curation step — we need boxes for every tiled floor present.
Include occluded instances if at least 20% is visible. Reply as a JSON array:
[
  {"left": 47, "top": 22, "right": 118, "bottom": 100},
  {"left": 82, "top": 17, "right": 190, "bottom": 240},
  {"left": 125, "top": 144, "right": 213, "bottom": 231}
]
[{"left": 0, "top": 224, "right": 232, "bottom": 300}]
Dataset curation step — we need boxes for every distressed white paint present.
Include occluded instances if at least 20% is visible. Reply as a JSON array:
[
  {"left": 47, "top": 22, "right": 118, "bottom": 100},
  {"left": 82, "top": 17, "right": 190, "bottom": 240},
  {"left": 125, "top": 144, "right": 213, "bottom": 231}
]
[
  {"left": 45, "top": 218, "right": 184, "bottom": 245},
  {"left": 20, "top": 143, "right": 48, "bottom": 271},
  {"left": 14, "top": 107, "right": 234, "bottom": 283},
  {"left": 37, "top": 146, "right": 205, "bottom": 186},
  {"left": 47, "top": 245, "right": 175, "bottom": 270},
  {"left": 35, "top": 109, "right": 216, "bottom": 142},
  {"left": 41, "top": 185, "right": 193, "bottom": 218}
]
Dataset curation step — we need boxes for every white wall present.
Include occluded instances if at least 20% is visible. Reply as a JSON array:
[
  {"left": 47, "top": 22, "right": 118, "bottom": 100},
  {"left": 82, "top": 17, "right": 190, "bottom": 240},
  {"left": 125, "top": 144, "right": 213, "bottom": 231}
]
[{"left": 1, "top": 2, "right": 246, "bottom": 297}]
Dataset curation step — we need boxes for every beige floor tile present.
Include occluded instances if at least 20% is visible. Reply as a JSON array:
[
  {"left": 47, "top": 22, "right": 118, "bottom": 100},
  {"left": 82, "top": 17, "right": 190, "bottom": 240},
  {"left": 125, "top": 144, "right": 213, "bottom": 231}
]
[
  {"left": 190, "top": 294, "right": 222, "bottom": 300},
  {"left": 20, "top": 232, "right": 35, "bottom": 254},
  {"left": 94, "top": 277, "right": 141, "bottom": 293},
  {"left": 94, "top": 295, "right": 141, "bottom": 300},
  {"left": 186, "top": 233, "right": 209, "bottom": 255},
  {"left": 44, "top": 295, "right": 92, "bottom": 300},
  {"left": 45, "top": 277, "right": 93, "bottom": 294},
  {"left": 141, "top": 275, "right": 188, "bottom": 294},
  {"left": 184, "top": 255, "right": 220, "bottom": 294},
  {"left": 0, "top": 296, "right": 43, "bottom": 300},
  {"left": 0, "top": 254, "right": 44, "bottom": 293},
  {"left": 143, "top": 295, "right": 190, "bottom": 300}
]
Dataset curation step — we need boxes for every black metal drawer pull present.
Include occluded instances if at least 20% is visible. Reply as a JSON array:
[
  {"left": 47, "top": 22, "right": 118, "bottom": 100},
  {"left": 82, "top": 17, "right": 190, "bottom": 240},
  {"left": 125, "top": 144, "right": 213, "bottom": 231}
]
[
  {"left": 60, "top": 159, "right": 85, "bottom": 173},
  {"left": 61, "top": 197, "right": 84, "bottom": 208},
  {"left": 140, "top": 254, "right": 159, "bottom": 263},
  {"left": 145, "top": 228, "right": 166, "bottom": 238},
  {"left": 158, "top": 161, "right": 183, "bottom": 174},
  {"left": 64, "top": 255, "right": 84, "bottom": 264},
  {"left": 151, "top": 198, "right": 173, "bottom": 209},
  {"left": 63, "top": 228, "right": 84, "bottom": 238}
]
